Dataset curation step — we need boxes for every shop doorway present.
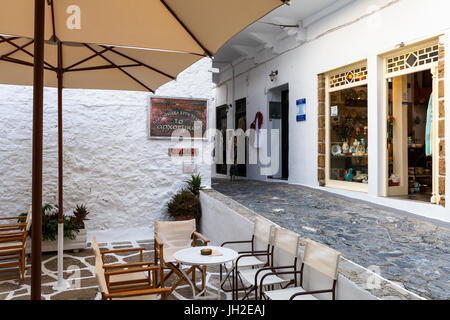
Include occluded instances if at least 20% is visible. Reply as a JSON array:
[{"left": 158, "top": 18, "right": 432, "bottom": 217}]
[
  {"left": 234, "top": 98, "right": 247, "bottom": 177},
  {"left": 268, "top": 85, "right": 289, "bottom": 180},
  {"left": 387, "top": 70, "right": 434, "bottom": 202},
  {"left": 215, "top": 105, "right": 228, "bottom": 175}
]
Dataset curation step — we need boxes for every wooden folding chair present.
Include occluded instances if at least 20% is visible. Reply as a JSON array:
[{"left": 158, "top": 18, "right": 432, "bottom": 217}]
[
  {"left": 219, "top": 217, "right": 274, "bottom": 297},
  {"left": 154, "top": 219, "right": 209, "bottom": 296},
  {"left": 261, "top": 239, "right": 341, "bottom": 300},
  {"left": 92, "top": 237, "right": 170, "bottom": 300},
  {"left": 0, "top": 207, "right": 32, "bottom": 282}
]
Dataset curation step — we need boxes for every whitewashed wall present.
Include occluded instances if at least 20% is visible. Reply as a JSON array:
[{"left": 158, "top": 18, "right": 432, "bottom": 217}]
[
  {"left": 0, "top": 57, "right": 213, "bottom": 240},
  {"left": 213, "top": 0, "right": 450, "bottom": 222}
]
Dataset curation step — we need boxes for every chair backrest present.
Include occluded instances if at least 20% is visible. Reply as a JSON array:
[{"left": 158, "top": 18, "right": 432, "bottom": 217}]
[
  {"left": 91, "top": 237, "right": 101, "bottom": 261},
  {"left": 303, "top": 239, "right": 341, "bottom": 280},
  {"left": 272, "top": 227, "right": 300, "bottom": 259},
  {"left": 154, "top": 219, "right": 196, "bottom": 249},
  {"left": 94, "top": 252, "right": 109, "bottom": 296},
  {"left": 25, "top": 206, "right": 32, "bottom": 232},
  {"left": 253, "top": 217, "right": 274, "bottom": 245}
]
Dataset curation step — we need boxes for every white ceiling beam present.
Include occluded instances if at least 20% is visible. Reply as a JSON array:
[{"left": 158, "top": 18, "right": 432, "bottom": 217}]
[
  {"left": 231, "top": 44, "right": 260, "bottom": 59},
  {"left": 303, "top": 0, "right": 355, "bottom": 27},
  {"left": 247, "top": 32, "right": 279, "bottom": 50}
]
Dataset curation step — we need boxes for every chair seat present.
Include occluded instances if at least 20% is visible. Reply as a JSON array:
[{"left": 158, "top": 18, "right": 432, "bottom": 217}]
[
  {"left": 110, "top": 271, "right": 149, "bottom": 286},
  {"left": 225, "top": 256, "right": 266, "bottom": 269},
  {"left": 264, "top": 286, "right": 319, "bottom": 300},
  {"left": 239, "top": 268, "right": 291, "bottom": 287}
]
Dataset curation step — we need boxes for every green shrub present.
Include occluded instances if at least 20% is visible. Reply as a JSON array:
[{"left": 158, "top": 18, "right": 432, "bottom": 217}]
[
  {"left": 185, "top": 174, "right": 204, "bottom": 196},
  {"left": 167, "top": 190, "right": 201, "bottom": 219},
  {"left": 20, "top": 203, "right": 89, "bottom": 241}
]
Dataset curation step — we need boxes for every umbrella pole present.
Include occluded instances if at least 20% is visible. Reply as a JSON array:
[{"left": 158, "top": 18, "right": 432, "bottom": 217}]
[
  {"left": 31, "top": 0, "right": 45, "bottom": 300},
  {"left": 54, "top": 41, "right": 67, "bottom": 291}
]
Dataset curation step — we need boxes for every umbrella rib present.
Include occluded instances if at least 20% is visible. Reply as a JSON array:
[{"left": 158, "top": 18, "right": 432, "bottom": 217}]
[
  {"left": 100, "top": 46, "right": 176, "bottom": 80},
  {"left": 0, "top": 56, "right": 54, "bottom": 71},
  {"left": 0, "top": 35, "right": 56, "bottom": 71},
  {"left": 64, "top": 46, "right": 114, "bottom": 71},
  {"left": 83, "top": 44, "right": 155, "bottom": 93},
  {"left": 0, "top": 37, "right": 19, "bottom": 44},
  {"left": 160, "top": 0, "right": 212, "bottom": 57},
  {"left": 0, "top": 39, "right": 34, "bottom": 59},
  {"left": 66, "top": 63, "right": 141, "bottom": 72}
]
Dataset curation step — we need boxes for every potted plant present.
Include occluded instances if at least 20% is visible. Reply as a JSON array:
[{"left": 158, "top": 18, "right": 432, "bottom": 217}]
[
  {"left": 22, "top": 203, "right": 90, "bottom": 253},
  {"left": 166, "top": 174, "right": 204, "bottom": 222}
]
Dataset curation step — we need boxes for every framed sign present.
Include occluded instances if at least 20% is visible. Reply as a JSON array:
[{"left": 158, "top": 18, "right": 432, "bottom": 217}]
[{"left": 149, "top": 97, "right": 207, "bottom": 139}]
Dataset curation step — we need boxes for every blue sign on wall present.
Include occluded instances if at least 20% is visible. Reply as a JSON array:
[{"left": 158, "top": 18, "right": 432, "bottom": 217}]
[{"left": 296, "top": 98, "right": 306, "bottom": 122}]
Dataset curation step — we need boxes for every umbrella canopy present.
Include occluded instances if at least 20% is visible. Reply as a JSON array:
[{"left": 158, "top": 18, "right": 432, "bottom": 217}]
[
  {"left": 0, "top": 36, "right": 202, "bottom": 92},
  {"left": 0, "top": 0, "right": 285, "bottom": 57},
  {"left": 0, "top": 0, "right": 287, "bottom": 299}
]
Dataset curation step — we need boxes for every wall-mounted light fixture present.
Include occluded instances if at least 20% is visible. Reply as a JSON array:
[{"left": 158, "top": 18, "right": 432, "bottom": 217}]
[{"left": 269, "top": 70, "right": 278, "bottom": 82}]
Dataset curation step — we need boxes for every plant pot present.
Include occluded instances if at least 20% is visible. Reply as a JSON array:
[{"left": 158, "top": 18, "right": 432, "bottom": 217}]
[
  {"left": 175, "top": 215, "right": 196, "bottom": 221},
  {"left": 25, "top": 229, "right": 87, "bottom": 254}
]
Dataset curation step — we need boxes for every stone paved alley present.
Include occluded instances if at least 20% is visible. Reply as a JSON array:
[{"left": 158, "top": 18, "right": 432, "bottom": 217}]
[{"left": 212, "top": 178, "right": 450, "bottom": 300}]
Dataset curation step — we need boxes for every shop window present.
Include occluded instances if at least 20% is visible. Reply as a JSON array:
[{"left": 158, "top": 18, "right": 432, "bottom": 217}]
[{"left": 329, "top": 85, "right": 368, "bottom": 184}]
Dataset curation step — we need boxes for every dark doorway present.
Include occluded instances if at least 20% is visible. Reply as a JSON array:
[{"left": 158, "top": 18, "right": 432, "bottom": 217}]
[
  {"left": 235, "top": 98, "right": 247, "bottom": 177},
  {"left": 281, "top": 89, "right": 289, "bottom": 180},
  {"left": 215, "top": 105, "right": 228, "bottom": 175}
]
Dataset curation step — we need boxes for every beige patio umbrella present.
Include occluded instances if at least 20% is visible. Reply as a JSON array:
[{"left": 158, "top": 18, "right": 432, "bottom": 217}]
[
  {"left": 0, "top": 34, "right": 202, "bottom": 293},
  {"left": 1, "top": 0, "right": 285, "bottom": 57},
  {"left": 0, "top": 0, "right": 286, "bottom": 299}
]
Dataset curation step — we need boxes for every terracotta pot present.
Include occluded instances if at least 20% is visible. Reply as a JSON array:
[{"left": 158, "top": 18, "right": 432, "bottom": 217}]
[{"left": 175, "top": 215, "right": 196, "bottom": 221}]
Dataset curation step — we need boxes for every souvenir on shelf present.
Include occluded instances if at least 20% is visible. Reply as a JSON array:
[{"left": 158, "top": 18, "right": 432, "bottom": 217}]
[{"left": 331, "top": 144, "right": 342, "bottom": 156}]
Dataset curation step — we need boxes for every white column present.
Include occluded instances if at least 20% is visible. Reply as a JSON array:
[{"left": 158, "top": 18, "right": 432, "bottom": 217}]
[
  {"left": 367, "top": 55, "right": 386, "bottom": 197},
  {"left": 442, "top": 33, "right": 450, "bottom": 209}
]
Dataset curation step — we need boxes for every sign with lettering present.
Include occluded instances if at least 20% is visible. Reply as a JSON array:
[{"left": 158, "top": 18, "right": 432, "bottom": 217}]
[{"left": 150, "top": 97, "right": 207, "bottom": 138}]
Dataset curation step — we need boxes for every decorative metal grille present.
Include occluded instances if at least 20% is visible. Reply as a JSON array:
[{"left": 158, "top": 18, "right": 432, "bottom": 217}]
[
  {"left": 387, "top": 43, "right": 439, "bottom": 74},
  {"left": 329, "top": 66, "right": 368, "bottom": 89}
]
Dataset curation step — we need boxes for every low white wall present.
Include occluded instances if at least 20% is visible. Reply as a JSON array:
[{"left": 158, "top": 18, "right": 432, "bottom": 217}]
[
  {"left": 0, "top": 58, "right": 213, "bottom": 237},
  {"left": 200, "top": 190, "right": 424, "bottom": 300}
]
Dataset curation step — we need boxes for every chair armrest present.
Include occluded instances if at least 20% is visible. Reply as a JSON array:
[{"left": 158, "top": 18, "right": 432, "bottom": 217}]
[
  {"left": 259, "top": 269, "right": 303, "bottom": 298},
  {"left": 0, "top": 232, "right": 25, "bottom": 241},
  {"left": 103, "top": 260, "right": 155, "bottom": 270},
  {"left": 0, "top": 217, "right": 24, "bottom": 221},
  {"left": 193, "top": 232, "right": 209, "bottom": 246},
  {"left": 289, "top": 288, "right": 334, "bottom": 300},
  {"left": 105, "top": 265, "right": 159, "bottom": 276},
  {"left": 104, "top": 287, "right": 170, "bottom": 299},
  {"left": 0, "top": 223, "right": 26, "bottom": 228},
  {"left": 221, "top": 239, "right": 253, "bottom": 247},
  {"left": 101, "top": 247, "right": 145, "bottom": 255},
  {"left": 237, "top": 250, "right": 269, "bottom": 255}
]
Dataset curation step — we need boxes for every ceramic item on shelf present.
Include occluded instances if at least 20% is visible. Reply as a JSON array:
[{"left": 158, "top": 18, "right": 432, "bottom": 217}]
[
  {"left": 342, "top": 141, "right": 350, "bottom": 153},
  {"left": 391, "top": 174, "right": 399, "bottom": 183},
  {"left": 331, "top": 144, "right": 342, "bottom": 156},
  {"left": 357, "top": 143, "right": 366, "bottom": 154},
  {"left": 345, "top": 168, "right": 354, "bottom": 182}
]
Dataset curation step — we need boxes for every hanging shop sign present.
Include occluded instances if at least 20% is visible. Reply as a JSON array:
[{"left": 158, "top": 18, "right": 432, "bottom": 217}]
[
  {"left": 149, "top": 97, "right": 207, "bottom": 139},
  {"left": 296, "top": 98, "right": 306, "bottom": 122}
]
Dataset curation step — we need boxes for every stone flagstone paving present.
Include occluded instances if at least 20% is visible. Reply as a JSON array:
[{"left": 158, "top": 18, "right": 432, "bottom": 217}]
[
  {"left": 212, "top": 178, "right": 450, "bottom": 300},
  {"left": 0, "top": 240, "right": 230, "bottom": 300}
]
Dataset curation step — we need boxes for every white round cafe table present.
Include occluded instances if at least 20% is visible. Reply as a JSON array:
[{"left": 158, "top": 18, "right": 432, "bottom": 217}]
[{"left": 173, "top": 246, "right": 238, "bottom": 300}]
